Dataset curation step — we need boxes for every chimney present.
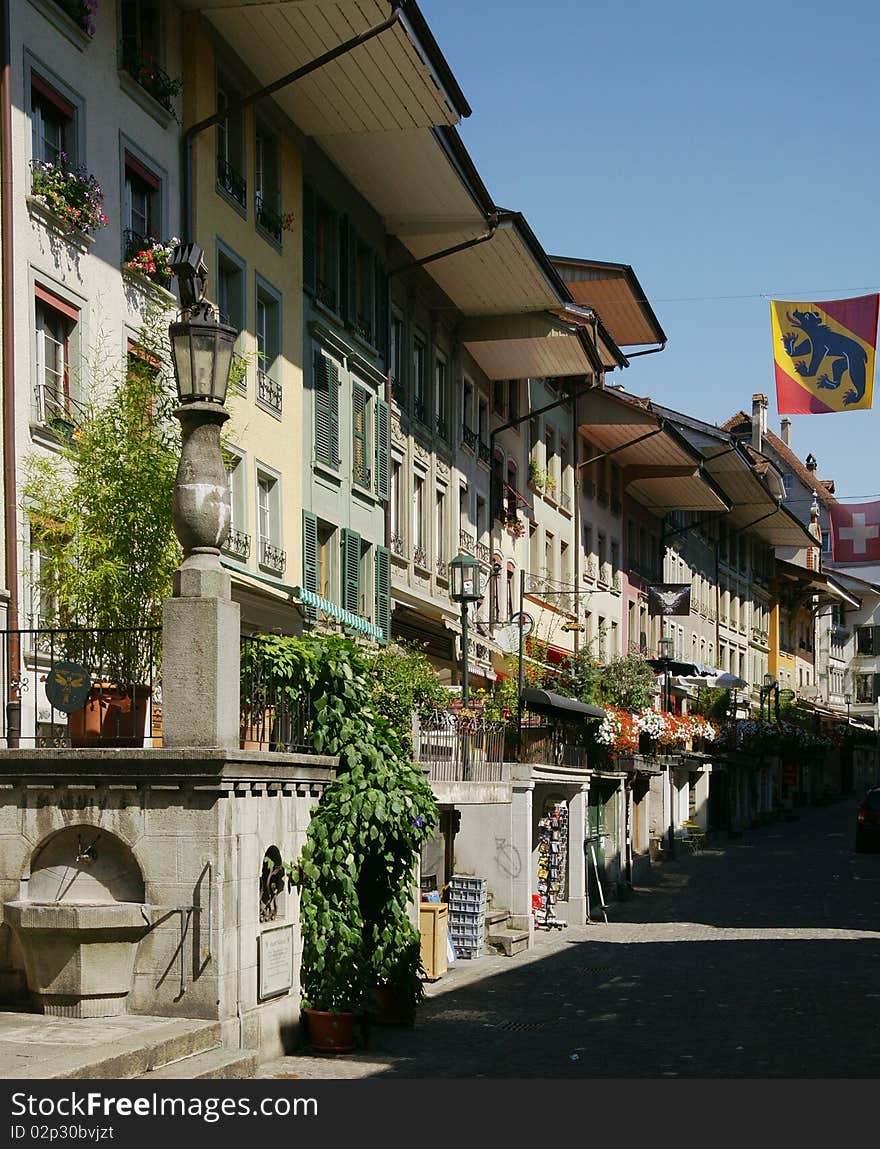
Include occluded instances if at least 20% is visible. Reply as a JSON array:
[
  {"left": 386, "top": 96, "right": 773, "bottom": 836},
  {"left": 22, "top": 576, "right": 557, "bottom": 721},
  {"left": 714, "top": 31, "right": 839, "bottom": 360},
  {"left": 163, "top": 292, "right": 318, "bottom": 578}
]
[
  {"left": 780, "top": 417, "right": 791, "bottom": 446},
  {"left": 751, "top": 393, "right": 768, "bottom": 452},
  {"left": 806, "top": 453, "right": 817, "bottom": 473}
]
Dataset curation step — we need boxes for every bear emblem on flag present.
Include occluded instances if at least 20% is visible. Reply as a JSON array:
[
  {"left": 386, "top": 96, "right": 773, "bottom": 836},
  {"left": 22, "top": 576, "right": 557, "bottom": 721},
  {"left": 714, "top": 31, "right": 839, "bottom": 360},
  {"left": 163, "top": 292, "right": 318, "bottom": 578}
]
[{"left": 770, "top": 294, "right": 879, "bottom": 414}]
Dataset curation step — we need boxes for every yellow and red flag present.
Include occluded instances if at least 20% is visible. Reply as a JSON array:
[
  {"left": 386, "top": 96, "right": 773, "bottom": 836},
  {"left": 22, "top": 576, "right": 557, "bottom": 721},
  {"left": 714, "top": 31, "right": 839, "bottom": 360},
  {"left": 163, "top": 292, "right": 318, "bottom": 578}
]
[{"left": 770, "top": 294, "right": 879, "bottom": 413}]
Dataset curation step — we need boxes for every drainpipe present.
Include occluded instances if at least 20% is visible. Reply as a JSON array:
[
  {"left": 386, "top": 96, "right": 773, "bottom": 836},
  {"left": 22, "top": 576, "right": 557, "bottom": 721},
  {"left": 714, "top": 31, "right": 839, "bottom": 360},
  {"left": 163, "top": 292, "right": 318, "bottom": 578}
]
[{"left": 1, "top": 0, "right": 20, "bottom": 746}]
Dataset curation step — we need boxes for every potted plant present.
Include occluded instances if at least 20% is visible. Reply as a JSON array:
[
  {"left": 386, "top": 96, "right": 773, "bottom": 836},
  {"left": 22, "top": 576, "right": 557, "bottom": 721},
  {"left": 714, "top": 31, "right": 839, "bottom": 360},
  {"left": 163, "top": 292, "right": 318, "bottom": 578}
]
[
  {"left": 122, "top": 51, "right": 184, "bottom": 118},
  {"left": 528, "top": 459, "right": 545, "bottom": 489},
  {"left": 123, "top": 233, "right": 180, "bottom": 290},
  {"left": 256, "top": 634, "right": 438, "bottom": 1051},
  {"left": 21, "top": 305, "right": 181, "bottom": 745},
  {"left": 30, "top": 154, "right": 108, "bottom": 238}
]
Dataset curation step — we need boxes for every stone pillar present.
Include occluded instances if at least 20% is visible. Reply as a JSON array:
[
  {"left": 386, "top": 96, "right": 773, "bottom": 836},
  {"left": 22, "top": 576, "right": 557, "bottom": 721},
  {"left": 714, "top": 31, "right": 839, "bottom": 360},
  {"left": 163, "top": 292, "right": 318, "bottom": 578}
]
[
  {"left": 162, "top": 555, "right": 240, "bottom": 749},
  {"left": 567, "top": 784, "right": 588, "bottom": 925},
  {"left": 508, "top": 771, "right": 534, "bottom": 934}
]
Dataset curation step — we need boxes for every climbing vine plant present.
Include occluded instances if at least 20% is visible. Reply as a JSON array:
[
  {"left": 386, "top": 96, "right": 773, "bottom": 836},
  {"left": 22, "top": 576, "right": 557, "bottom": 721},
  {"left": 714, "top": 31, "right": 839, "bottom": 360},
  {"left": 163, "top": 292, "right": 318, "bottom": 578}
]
[{"left": 252, "top": 634, "right": 438, "bottom": 1012}]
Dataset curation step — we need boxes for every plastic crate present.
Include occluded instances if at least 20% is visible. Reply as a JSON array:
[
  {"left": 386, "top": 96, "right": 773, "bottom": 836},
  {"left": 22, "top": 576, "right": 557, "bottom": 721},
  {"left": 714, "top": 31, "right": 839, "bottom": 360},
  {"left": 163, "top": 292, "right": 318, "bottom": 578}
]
[
  {"left": 450, "top": 875, "right": 488, "bottom": 892},
  {"left": 447, "top": 888, "right": 486, "bottom": 909}
]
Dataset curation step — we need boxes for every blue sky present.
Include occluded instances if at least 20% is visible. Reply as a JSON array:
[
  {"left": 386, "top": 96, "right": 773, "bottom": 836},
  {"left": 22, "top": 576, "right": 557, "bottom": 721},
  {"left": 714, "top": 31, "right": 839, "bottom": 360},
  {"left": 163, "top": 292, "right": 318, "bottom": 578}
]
[{"left": 421, "top": 0, "right": 880, "bottom": 501}]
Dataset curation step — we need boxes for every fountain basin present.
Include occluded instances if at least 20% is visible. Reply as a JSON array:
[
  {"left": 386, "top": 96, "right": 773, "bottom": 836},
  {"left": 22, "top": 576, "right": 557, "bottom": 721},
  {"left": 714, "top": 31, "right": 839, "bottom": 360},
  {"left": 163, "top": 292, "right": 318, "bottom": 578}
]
[{"left": 4, "top": 900, "right": 149, "bottom": 1017}]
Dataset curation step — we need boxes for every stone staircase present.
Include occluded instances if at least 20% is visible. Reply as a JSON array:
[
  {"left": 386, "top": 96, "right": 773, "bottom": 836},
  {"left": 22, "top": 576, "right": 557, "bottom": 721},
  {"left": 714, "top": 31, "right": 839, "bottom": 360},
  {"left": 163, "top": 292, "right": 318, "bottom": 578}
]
[
  {"left": 0, "top": 1013, "right": 257, "bottom": 1079},
  {"left": 484, "top": 908, "right": 530, "bottom": 958}
]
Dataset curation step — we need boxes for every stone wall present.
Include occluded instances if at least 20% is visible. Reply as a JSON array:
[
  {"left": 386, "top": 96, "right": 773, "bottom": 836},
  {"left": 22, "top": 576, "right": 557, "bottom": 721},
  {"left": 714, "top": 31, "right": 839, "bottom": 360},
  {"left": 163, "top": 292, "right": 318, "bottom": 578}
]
[{"left": 0, "top": 748, "right": 334, "bottom": 1058}]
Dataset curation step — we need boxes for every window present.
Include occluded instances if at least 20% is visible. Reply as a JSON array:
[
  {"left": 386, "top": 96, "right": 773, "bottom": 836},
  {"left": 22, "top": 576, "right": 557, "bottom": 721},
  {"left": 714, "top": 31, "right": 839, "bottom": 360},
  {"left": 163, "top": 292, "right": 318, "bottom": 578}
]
[
  {"left": 255, "top": 281, "right": 281, "bottom": 414},
  {"left": 223, "top": 451, "right": 249, "bottom": 561},
  {"left": 217, "top": 246, "right": 245, "bottom": 391},
  {"left": 560, "top": 540, "right": 571, "bottom": 588},
  {"left": 821, "top": 530, "right": 832, "bottom": 555},
  {"left": 476, "top": 495, "right": 486, "bottom": 544},
  {"left": 545, "top": 530, "right": 555, "bottom": 582},
  {"left": 33, "top": 285, "right": 80, "bottom": 428},
  {"left": 317, "top": 522, "right": 335, "bottom": 600},
  {"left": 857, "top": 626, "right": 880, "bottom": 656},
  {"left": 412, "top": 333, "right": 427, "bottom": 424},
  {"left": 478, "top": 397, "right": 488, "bottom": 449},
  {"left": 358, "top": 538, "right": 372, "bottom": 618},
  {"left": 30, "top": 72, "right": 76, "bottom": 166},
  {"left": 254, "top": 120, "right": 282, "bottom": 241},
  {"left": 435, "top": 485, "right": 447, "bottom": 569},
  {"left": 412, "top": 472, "right": 426, "bottom": 559},
  {"left": 352, "top": 383, "right": 371, "bottom": 489},
  {"left": 256, "top": 468, "right": 284, "bottom": 573},
  {"left": 461, "top": 378, "right": 473, "bottom": 435},
  {"left": 434, "top": 353, "right": 448, "bottom": 440},
  {"left": 352, "top": 238, "right": 375, "bottom": 345},
  {"left": 390, "top": 313, "right": 404, "bottom": 398},
  {"left": 781, "top": 474, "right": 792, "bottom": 498},
  {"left": 390, "top": 457, "right": 403, "bottom": 552},
  {"left": 302, "top": 188, "right": 341, "bottom": 313},
  {"left": 26, "top": 521, "right": 56, "bottom": 629},
  {"left": 493, "top": 379, "right": 505, "bottom": 416},
  {"left": 121, "top": 0, "right": 160, "bottom": 69},
  {"left": 120, "top": 155, "right": 163, "bottom": 290},
  {"left": 508, "top": 379, "right": 519, "bottom": 422},
  {"left": 216, "top": 73, "right": 246, "bottom": 208}
]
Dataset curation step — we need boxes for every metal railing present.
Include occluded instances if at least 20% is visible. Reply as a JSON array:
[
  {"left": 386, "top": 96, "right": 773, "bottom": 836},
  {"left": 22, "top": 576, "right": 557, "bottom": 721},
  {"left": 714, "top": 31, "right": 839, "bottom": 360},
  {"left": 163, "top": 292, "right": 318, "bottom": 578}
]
[
  {"left": 391, "top": 377, "right": 406, "bottom": 407},
  {"left": 436, "top": 558, "right": 448, "bottom": 579},
  {"left": 461, "top": 424, "right": 477, "bottom": 452},
  {"left": 217, "top": 157, "right": 247, "bottom": 207},
  {"left": 478, "top": 440, "right": 491, "bottom": 466},
  {"left": 413, "top": 545, "right": 428, "bottom": 569},
  {"left": 459, "top": 529, "right": 476, "bottom": 554},
  {"left": 222, "top": 527, "right": 251, "bottom": 562},
  {"left": 519, "top": 725, "right": 590, "bottom": 770},
  {"left": 255, "top": 193, "right": 283, "bottom": 241},
  {"left": 415, "top": 711, "right": 505, "bottom": 782},
  {"left": 32, "top": 380, "right": 85, "bottom": 434},
  {"left": 259, "top": 539, "right": 286, "bottom": 574},
  {"left": 0, "top": 625, "right": 161, "bottom": 748},
  {"left": 257, "top": 370, "right": 282, "bottom": 414},
  {"left": 239, "top": 635, "right": 314, "bottom": 752},
  {"left": 391, "top": 533, "right": 406, "bottom": 557}
]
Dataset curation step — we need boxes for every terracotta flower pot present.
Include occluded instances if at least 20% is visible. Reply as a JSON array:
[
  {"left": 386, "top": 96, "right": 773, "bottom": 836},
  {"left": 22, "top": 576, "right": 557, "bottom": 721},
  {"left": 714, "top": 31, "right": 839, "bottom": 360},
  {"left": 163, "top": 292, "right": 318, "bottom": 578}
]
[
  {"left": 371, "top": 985, "right": 416, "bottom": 1027},
  {"left": 69, "top": 684, "right": 149, "bottom": 748},
  {"left": 303, "top": 1007, "right": 356, "bottom": 1054}
]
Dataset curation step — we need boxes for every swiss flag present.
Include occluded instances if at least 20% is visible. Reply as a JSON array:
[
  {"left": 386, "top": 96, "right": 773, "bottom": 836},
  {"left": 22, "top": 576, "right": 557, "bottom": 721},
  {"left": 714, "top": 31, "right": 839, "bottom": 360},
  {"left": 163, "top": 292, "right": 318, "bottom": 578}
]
[{"left": 829, "top": 500, "right": 880, "bottom": 563}]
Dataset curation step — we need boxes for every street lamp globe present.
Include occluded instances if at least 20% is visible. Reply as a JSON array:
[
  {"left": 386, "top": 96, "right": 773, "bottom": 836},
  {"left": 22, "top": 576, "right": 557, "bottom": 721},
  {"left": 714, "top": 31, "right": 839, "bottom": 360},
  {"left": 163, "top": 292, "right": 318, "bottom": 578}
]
[
  {"left": 763, "top": 672, "right": 777, "bottom": 690},
  {"left": 168, "top": 243, "right": 237, "bottom": 405},
  {"left": 658, "top": 635, "right": 674, "bottom": 661},
  {"left": 449, "top": 553, "right": 482, "bottom": 604}
]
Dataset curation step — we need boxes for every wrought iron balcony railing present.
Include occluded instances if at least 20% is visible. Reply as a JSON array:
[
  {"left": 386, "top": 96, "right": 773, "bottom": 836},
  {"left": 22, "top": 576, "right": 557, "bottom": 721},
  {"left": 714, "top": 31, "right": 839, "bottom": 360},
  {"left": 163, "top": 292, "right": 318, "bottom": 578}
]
[
  {"left": 255, "top": 193, "right": 283, "bottom": 242},
  {"left": 391, "top": 533, "right": 406, "bottom": 558},
  {"left": 391, "top": 378, "right": 406, "bottom": 407},
  {"left": 257, "top": 370, "right": 282, "bottom": 414},
  {"left": 259, "top": 540, "right": 286, "bottom": 574},
  {"left": 461, "top": 424, "right": 477, "bottom": 452},
  {"left": 436, "top": 558, "right": 448, "bottom": 579},
  {"left": 222, "top": 527, "right": 251, "bottom": 562},
  {"left": 478, "top": 440, "right": 491, "bottom": 466},
  {"left": 413, "top": 545, "right": 428, "bottom": 569},
  {"left": 459, "top": 529, "right": 476, "bottom": 554},
  {"left": 217, "top": 157, "right": 247, "bottom": 208}
]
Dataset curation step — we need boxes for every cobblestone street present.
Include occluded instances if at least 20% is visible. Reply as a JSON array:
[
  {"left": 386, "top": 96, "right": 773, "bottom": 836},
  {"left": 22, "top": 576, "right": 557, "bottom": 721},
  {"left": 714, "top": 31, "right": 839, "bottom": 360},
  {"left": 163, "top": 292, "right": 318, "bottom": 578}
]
[{"left": 259, "top": 794, "right": 880, "bottom": 1079}]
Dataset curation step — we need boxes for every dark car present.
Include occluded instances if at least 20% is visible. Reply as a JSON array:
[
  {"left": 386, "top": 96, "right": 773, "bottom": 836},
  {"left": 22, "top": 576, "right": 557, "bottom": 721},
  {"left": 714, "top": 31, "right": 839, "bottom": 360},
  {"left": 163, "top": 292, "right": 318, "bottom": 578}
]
[{"left": 855, "top": 788, "right": 880, "bottom": 852}]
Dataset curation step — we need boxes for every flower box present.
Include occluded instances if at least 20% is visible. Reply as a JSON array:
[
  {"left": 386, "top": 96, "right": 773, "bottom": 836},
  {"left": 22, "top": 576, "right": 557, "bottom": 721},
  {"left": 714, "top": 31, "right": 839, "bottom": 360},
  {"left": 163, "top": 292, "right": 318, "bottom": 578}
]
[{"left": 30, "top": 156, "right": 107, "bottom": 238}]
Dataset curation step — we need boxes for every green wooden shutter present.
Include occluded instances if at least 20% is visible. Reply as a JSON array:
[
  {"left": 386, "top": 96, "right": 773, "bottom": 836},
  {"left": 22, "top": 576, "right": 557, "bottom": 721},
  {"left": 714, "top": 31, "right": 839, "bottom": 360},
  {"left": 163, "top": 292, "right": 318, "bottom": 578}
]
[
  {"left": 302, "top": 184, "right": 316, "bottom": 294},
  {"left": 341, "top": 528, "right": 361, "bottom": 616},
  {"left": 302, "top": 511, "right": 318, "bottom": 623},
  {"left": 375, "top": 396, "right": 390, "bottom": 502},
  {"left": 352, "top": 383, "right": 368, "bottom": 488},
  {"left": 313, "top": 349, "right": 339, "bottom": 468},
  {"left": 374, "top": 260, "right": 388, "bottom": 364},
  {"left": 375, "top": 545, "right": 391, "bottom": 644}
]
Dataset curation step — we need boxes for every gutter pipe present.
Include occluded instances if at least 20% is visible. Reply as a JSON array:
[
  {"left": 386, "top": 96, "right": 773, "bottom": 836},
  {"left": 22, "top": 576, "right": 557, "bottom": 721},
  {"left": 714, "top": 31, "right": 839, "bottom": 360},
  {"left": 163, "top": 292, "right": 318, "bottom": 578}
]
[{"left": 1, "top": 0, "right": 19, "bottom": 745}]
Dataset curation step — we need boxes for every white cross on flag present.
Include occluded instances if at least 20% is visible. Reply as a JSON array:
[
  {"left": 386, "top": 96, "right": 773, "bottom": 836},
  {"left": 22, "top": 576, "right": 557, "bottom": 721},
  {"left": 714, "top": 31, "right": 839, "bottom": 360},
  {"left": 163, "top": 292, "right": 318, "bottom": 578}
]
[{"left": 829, "top": 500, "right": 880, "bottom": 563}]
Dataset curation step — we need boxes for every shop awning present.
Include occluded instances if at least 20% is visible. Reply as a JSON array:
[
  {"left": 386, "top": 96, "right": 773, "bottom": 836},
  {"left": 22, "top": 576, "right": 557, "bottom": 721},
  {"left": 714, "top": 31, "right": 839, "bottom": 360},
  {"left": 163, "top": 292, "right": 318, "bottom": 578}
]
[
  {"left": 520, "top": 688, "right": 606, "bottom": 722},
  {"left": 292, "top": 587, "right": 385, "bottom": 641}
]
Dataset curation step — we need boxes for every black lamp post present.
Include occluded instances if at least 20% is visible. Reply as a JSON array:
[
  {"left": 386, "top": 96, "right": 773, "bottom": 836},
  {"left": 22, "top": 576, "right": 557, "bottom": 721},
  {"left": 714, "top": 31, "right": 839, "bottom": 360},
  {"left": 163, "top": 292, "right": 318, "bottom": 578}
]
[
  {"left": 449, "top": 553, "right": 482, "bottom": 708},
  {"left": 167, "top": 243, "right": 238, "bottom": 562},
  {"left": 845, "top": 693, "right": 852, "bottom": 724},
  {"left": 658, "top": 633, "right": 675, "bottom": 859},
  {"left": 761, "top": 672, "right": 779, "bottom": 723},
  {"left": 162, "top": 242, "right": 241, "bottom": 750}
]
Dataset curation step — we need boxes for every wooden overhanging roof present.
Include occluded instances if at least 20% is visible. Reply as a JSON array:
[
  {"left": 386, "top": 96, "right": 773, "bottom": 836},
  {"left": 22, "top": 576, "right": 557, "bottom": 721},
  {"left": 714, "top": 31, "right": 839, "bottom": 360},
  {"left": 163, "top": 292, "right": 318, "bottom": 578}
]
[
  {"left": 550, "top": 255, "right": 667, "bottom": 349},
  {"left": 649, "top": 404, "right": 818, "bottom": 549},
  {"left": 775, "top": 559, "right": 861, "bottom": 609},
  {"left": 578, "top": 388, "right": 729, "bottom": 513}
]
